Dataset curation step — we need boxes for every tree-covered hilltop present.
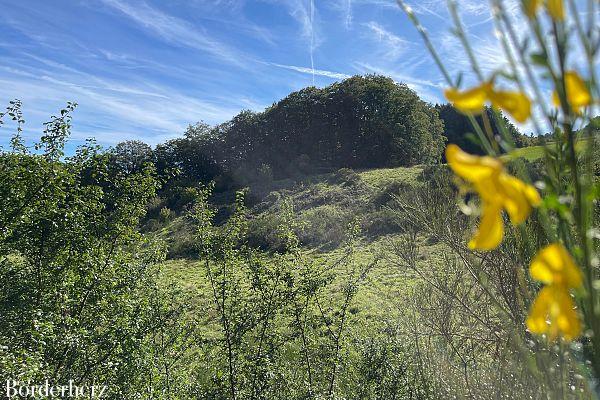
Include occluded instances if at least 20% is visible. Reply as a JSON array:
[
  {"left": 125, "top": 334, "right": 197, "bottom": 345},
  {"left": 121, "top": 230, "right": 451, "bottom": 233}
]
[
  {"left": 150, "top": 75, "right": 447, "bottom": 186},
  {"left": 217, "top": 76, "right": 446, "bottom": 174},
  {"left": 113, "top": 74, "right": 527, "bottom": 193}
]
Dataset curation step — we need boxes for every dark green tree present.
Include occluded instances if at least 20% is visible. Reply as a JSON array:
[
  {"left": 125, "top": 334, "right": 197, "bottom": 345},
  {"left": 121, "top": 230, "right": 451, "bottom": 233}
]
[
  {"left": 111, "top": 139, "right": 153, "bottom": 174},
  {"left": 217, "top": 75, "right": 446, "bottom": 181},
  {"left": 436, "top": 104, "right": 527, "bottom": 157},
  {"left": 154, "top": 122, "right": 222, "bottom": 185}
]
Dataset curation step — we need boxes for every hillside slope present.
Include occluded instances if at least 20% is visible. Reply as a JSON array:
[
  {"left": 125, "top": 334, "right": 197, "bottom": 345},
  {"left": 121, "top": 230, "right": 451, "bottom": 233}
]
[
  {"left": 145, "top": 144, "right": 598, "bottom": 397},
  {"left": 156, "top": 164, "right": 452, "bottom": 339}
]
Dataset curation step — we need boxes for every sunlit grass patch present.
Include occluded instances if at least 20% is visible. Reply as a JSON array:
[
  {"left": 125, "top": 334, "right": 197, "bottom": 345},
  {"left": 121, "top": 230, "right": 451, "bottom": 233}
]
[
  {"left": 358, "top": 166, "right": 424, "bottom": 189},
  {"left": 502, "top": 138, "right": 590, "bottom": 161}
]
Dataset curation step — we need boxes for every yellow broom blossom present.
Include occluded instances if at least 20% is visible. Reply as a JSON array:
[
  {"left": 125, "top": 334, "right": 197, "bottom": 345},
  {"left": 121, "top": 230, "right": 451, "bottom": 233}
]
[
  {"left": 444, "top": 83, "right": 490, "bottom": 114},
  {"left": 446, "top": 144, "right": 541, "bottom": 250},
  {"left": 526, "top": 284, "right": 581, "bottom": 341},
  {"left": 445, "top": 82, "right": 531, "bottom": 123},
  {"left": 529, "top": 243, "right": 582, "bottom": 288},
  {"left": 546, "top": 0, "right": 565, "bottom": 21},
  {"left": 489, "top": 90, "right": 532, "bottom": 123},
  {"left": 552, "top": 71, "right": 592, "bottom": 113},
  {"left": 526, "top": 243, "right": 582, "bottom": 341},
  {"left": 525, "top": 0, "right": 564, "bottom": 20},
  {"left": 524, "top": 0, "right": 542, "bottom": 18}
]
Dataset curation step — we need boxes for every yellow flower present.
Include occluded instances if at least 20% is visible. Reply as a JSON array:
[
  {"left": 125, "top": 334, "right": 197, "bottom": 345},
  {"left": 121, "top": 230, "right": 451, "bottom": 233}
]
[
  {"left": 525, "top": 0, "right": 564, "bottom": 20},
  {"left": 530, "top": 243, "right": 582, "bottom": 288},
  {"left": 527, "top": 243, "right": 582, "bottom": 341},
  {"left": 525, "top": 0, "right": 542, "bottom": 18},
  {"left": 526, "top": 284, "right": 581, "bottom": 341},
  {"left": 445, "top": 82, "right": 532, "bottom": 123},
  {"left": 546, "top": 0, "right": 565, "bottom": 20},
  {"left": 444, "top": 83, "right": 490, "bottom": 114},
  {"left": 552, "top": 71, "right": 592, "bottom": 113},
  {"left": 445, "top": 143, "right": 503, "bottom": 182},
  {"left": 498, "top": 174, "right": 543, "bottom": 224},
  {"left": 467, "top": 202, "right": 504, "bottom": 250},
  {"left": 489, "top": 91, "right": 532, "bottom": 123},
  {"left": 446, "top": 144, "right": 541, "bottom": 250}
]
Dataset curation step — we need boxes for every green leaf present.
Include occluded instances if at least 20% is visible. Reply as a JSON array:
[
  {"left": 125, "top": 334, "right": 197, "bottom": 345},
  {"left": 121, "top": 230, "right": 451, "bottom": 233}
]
[{"left": 530, "top": 52, "right": 547, "bottom": 66}]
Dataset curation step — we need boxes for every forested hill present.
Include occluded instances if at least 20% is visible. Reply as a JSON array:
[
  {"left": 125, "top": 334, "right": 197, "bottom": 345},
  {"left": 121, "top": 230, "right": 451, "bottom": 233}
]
[{"left": 110, "top": 75, "right": 527, "bottom": 190}]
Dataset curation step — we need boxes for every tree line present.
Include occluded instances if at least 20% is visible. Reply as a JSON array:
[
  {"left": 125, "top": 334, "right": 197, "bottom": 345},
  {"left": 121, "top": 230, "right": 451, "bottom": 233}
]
[{"left": 111, "top": 75, "right": 526, "bottom": 194}]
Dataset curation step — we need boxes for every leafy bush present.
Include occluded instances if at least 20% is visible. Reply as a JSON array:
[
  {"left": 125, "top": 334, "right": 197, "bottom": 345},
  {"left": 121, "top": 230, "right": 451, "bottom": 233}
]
[
  {"left": 163, "top": 216, "right": 198, "bottom": 259},
  {"left": 362, "top": 208, "right": 406, "bottom": 237},
  {"left": 0, "top": 103, "right": 185, "bottom": 397},
  {"left": 191, "top": 189, "right": 420, "bottom": 399},
  {"left": 167, "top": 235, "right": 197, "bottom": 259},
  {"left": 143, "top": 217, "right": 162, "bottom": 232},
  {"left": 159, "top": 206, "right": 175, "bottom": 223},
  {"left": 371, "top": 181, "right": 412, "bottom": 207},
  {"left": 418, "top": 163, "right": 452, "bottom": 184},
  {"left": 298, "top": 205, "right": 351, "bottom": 247},
  {"left": 247, "top": 213, "right": 289, "bottom": 251}
]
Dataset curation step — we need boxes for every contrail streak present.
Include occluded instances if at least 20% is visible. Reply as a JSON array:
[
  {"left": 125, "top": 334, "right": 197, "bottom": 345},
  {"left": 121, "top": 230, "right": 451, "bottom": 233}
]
[{"left": 309, "top": 0, "right": 315, "bottom": 85}]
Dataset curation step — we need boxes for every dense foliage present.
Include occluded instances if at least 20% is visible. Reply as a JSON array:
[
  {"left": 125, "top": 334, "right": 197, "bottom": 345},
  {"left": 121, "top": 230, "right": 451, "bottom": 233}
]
[
  {"left": 135, "top": 75, "right": 447, "bottom": 189},
  {"left": 114, "top": 76, "right": 533, "bottom": 201},
  {"left": 0, "top": 103, "right": 184, "bottom": 397},
  {"left": 217, "top": 76, "right": 445, "bottom": 176},
  {"left": 189, "top": 187, "right": 431, "bottom": 399},
  {"left": 436, "top": 103, "right": 529, "bottom": 156}
]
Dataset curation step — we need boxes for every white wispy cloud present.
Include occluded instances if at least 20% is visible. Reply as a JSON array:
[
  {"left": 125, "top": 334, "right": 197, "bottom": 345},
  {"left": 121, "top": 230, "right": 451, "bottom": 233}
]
[
  {"left": 329, "top": 0, "right": 354, "bottom": 28},
  {"left": 99, "top": 0, "right": 248, "bottom": 67},
  {"left": 343, "top": 0, "right": 353, "bottom": 28},
  {"left": 405, "top": 0, "right": 487, "bottom": 18},
  {"left": 268, "top": 62, "right": 351, "bottom": 80},
  {"left": 268, "top": 0, "right": 324, "bottom": 83},
  {"left": 275, "top": 0, "right": 318, "bottom": 40},
  {"left": 436, "top": 33, "right": 510, "bottom": 78},
  {"left": 180, "top": 0, "right": 277, "bottom": 46},
  {"left": 17, "top": 53, "right": 172, "bottom": 99},
  {"left": 350, "top": 0, "right": 399, "bottom": 10},
  {"left": 0, "top": 61, "right": 243, "bottom": 145},
  {"left": 363, "top": 21, "right": 410, "bottom": 59}
]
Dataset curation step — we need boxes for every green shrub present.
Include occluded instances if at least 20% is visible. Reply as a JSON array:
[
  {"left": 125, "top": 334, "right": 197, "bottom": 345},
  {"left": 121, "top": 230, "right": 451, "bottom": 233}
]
[
  {"left": 146, "top": 195, "right": 167, "bottom": 218},
  {"left": 331, "top": 167, "right": 362, "bottom": 187},
  {"left": 0, "top": 103, "right": 185, "bottom": 396},
  {"left": 166, "top": 235, "right": 197, "bottom": 259},
  {"left": 143, "top": 217, "right": 162, "bottom": 232},
  {"left": 363, "top": 208, "right": 406, "bottom": 237},
  {"left": 371, "top": 181, "right": 412, "bottom": 207},
  {"left": 247, "top": 212, "right": 290, "bottom": 251},
  {"left": 164, "top": 185, "right": 198, "bottom": 211},
  {"left": 418, "top": 163, "right": 451, "bottom": 183},
  {"left": 159, "top": 206, "right": 175, "bottom": 222},
  {"left": 298, "top": 205, "right": 350, "bottom": 247},
  {"left": 164, "top": 216, "right": 197, "bottom": 259}
]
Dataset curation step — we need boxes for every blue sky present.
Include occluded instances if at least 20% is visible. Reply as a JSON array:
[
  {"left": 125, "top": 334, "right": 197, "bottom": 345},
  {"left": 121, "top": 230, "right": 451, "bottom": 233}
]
[{"left": 0, "top": 0, "right": 556, "bottom": 148}]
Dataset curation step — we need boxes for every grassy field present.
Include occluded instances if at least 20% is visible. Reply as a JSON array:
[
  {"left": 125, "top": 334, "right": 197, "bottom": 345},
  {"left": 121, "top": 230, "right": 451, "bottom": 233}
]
[
  {"left": 156, "top": 163, "right": 454, "bottom": 340},
  {"left": 502, "top": 138, "right": 589, "bottom": 161},
  {"left": 158, "top": 145, "right": 549, "bottom": 334},
  {"left": 148, "top": 140, "right": 600, "bottom": 398}
]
